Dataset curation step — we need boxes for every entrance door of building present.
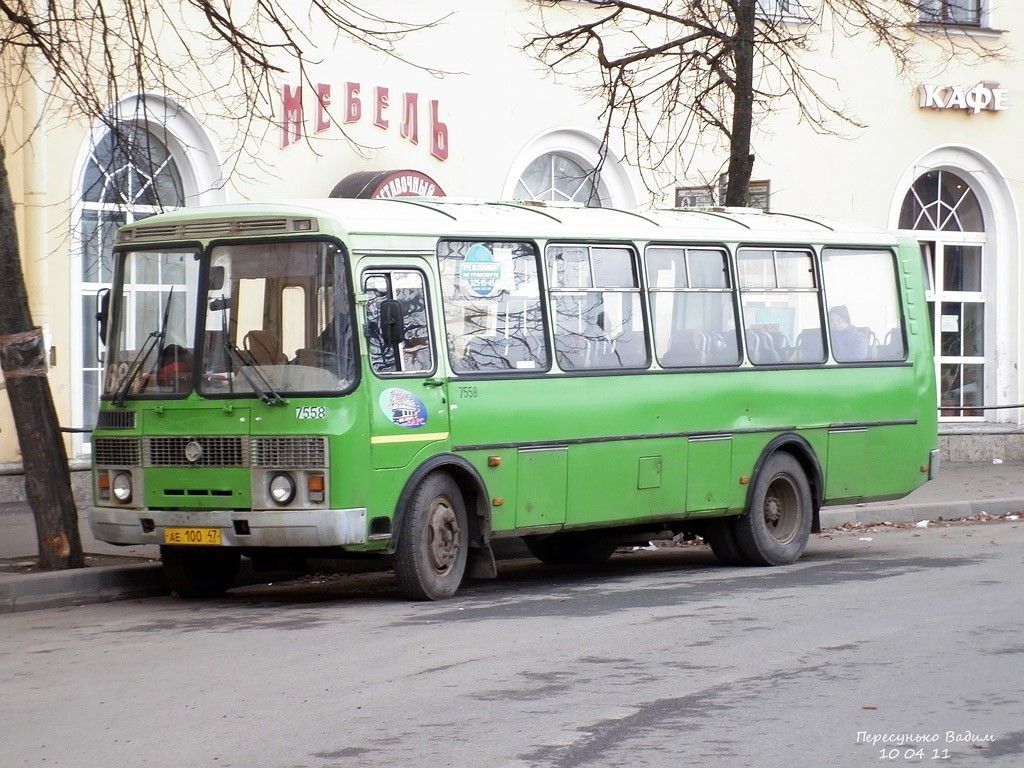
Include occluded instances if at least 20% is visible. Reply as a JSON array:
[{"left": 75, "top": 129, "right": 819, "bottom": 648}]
[{"left": 899, "top": 169, "right": 988, "bottom": 420}]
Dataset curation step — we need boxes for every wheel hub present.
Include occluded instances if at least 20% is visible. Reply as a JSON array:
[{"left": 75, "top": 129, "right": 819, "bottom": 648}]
[
  {"left": 764, "top": 495, "right": 783, "bottom": 525},
  {"left": 426, "top": 498, "right": 460, "bottom": 573}
]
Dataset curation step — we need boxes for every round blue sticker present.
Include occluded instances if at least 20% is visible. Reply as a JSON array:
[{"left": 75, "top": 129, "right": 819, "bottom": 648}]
[
  {"left": 379, "top": 388, "right": 428, "bottom": 429},
  {"left": 458, "top": 244, "right": 503, "bottom": 297}
]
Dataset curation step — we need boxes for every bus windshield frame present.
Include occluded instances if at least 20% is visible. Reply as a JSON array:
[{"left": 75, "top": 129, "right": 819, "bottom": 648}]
[{"left": 102, "top": 237, "right": 358, "bottom": 402}]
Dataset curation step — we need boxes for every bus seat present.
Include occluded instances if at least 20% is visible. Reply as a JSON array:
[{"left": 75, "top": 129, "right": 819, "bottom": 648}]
[
  {"left": 706, "top": 331, "right": 739, "bottom": 365},
  {"left": 858, "top": 327, "right": 881, "bottom": 359},
  {"left": 745, "top": 329, "right": 766, "bottom": 364},
  {"left": 748, "top": 329, "right": 783, "bottom": 364},
  {"left": 661, "top": 329, "right": 707, "bottom": 367},
  {"left": 879, "top": 328, "right": 906, "bottom": 360},
  {"left": 794, "top": 328, "right": 824, "bottom": 362},
  {"left": 243, "top": 330, "right": 287, "bottom": 365},
  {"left": 769, "top": 331, "right": 789, "bottom": 358}
]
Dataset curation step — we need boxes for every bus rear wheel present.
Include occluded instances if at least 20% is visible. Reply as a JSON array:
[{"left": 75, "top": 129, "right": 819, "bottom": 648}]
[
  {"left": 734, "top": 453, "right": 812, "bottom": 566},
  {"left": 394, "top": 473, "right": 468, "bottom": 600},
  {"left": 160, "top": 546, "right": 240, "bottom": 598}
]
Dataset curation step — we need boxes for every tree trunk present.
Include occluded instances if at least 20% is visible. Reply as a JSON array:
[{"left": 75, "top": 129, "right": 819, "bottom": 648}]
[
  {"left": 724, "top": 0, "right": 757, "bottom": 207},
  {"left": 0, "top": 139, "right": 84, "bottom": 569}
]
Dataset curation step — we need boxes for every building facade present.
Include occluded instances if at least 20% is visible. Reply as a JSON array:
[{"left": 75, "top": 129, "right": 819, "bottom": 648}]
[{"left": 1, "top": 0, "right": 1021, "bottom": 475}]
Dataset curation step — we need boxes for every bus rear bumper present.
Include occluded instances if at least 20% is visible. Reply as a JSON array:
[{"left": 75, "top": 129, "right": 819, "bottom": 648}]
[{"left": 89, "top": 507, "right": 368, "bottom": 548}]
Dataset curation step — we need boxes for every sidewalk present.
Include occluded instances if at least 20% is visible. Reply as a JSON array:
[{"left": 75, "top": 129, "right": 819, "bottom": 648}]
[{"left": 3, "top": 461, "right": 1023, "bottom": 613}]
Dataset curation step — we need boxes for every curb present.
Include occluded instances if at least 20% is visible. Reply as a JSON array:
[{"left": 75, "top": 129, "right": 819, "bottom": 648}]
[
  {"left": 0, "top": 562, "right": 169, "bottom": 614},
  {"left": 820, "top": 497, "right": 1024, "bottom": 529}
]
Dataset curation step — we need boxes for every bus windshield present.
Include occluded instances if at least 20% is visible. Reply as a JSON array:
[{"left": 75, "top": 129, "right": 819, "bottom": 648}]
[{"left": 103, "top": 239, "right": 356, "bottom": 401}]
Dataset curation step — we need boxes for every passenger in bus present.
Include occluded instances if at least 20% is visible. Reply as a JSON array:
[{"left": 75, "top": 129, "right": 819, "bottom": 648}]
[
  {"left": 828, "top": 305, "right": 869, "bottom": 361},
  {"left": 156, "top": 344, "right": 193, "bottom": 389}
]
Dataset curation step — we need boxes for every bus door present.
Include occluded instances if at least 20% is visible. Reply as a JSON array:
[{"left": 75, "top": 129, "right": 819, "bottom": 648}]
[{"left": 361, "top": 268, "right": 449, "bottom": 470}]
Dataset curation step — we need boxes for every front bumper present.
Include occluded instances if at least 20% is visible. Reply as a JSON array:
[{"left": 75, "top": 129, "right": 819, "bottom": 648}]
[{"left": 90, "top": 506, "right": 368, "bottom": 548}]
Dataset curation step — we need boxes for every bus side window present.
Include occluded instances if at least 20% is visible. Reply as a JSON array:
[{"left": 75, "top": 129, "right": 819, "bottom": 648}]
[
  {"left": 821, "top": 248, "right": 906, "bottom": 363},
  {"left": 647, "top": 246, "right": 739, "bottom": 368},
  {"left": 363, "top": 270, "right": 435, "bottom": 375},
  {"left": 438, "top": 240, "right": 550, "bottom": 374},
  {"left": 548, "top": 244, "right": 648, "bottom": 371},
  {"left": 738, "top": 248, "right": 822, "bottom": 366}
]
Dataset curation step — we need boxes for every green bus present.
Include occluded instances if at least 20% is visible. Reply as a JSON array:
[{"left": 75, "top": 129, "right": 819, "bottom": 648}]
[{"left": 90, "top": 198, "right": 939, "bottom": 600}]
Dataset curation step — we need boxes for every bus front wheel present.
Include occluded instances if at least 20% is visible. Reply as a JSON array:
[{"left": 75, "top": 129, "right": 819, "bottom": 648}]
[
  {"left": 734, "top": 453, "right": 811, "bottom": 566},
  {"left": 160, "top": 546, "right": 240, "bottom": 598},
  {"left": 394, "top": 473, "right": 469, "bottom": 600}
]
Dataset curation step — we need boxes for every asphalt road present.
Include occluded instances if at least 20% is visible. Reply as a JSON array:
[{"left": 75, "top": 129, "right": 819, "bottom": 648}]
[{"left": 1, "top": 520, "right": 1021, "bottom": 768}]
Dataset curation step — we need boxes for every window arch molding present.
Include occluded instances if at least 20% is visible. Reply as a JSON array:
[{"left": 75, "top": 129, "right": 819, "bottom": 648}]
[
  {"left": 502, "top": 127, "right": 638, "bottom": 209},
  {"left": 889, "top": 145, "right": 1020, "bottom": 420},
  {"left": 73, "top": 93, "right": 226, "bottom": 207}
]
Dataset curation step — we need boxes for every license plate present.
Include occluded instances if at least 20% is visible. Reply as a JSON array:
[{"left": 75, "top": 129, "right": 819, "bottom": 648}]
[{"left": 164, "top": 527, "right": 223, "bottom": 546}]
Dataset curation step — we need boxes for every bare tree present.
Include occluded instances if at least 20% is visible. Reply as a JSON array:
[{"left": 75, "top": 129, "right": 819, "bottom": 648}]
[
  {"left": 0, "top": 1, "right": 440, "bottom": 569},
  {"left": 527, "top": 0, "right": 1002, "bottom": 206}
]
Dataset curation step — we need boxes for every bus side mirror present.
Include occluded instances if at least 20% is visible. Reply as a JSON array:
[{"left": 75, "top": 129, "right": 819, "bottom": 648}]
[
  {"left": 379, "top": 299, "right": 405, "bottom": 346},
  {"left": 95, "top": 288, "right": 110, "bottom": 346}
]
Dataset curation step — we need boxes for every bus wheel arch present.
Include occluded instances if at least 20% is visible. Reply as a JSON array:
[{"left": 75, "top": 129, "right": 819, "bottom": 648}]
[
  {"left": 736, "top": 439, "right": 820, "bottom": 566},
  {"left": 391, "top": 454, "right": 491, "bottom": 552},
  {"left": 392, "top": 456, "right": 492, "bottom": 599}
]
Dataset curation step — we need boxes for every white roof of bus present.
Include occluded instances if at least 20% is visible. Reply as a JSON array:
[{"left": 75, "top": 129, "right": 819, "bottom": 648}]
[{"left": 118, "top": 197, "right": 903, "bottom": 247}]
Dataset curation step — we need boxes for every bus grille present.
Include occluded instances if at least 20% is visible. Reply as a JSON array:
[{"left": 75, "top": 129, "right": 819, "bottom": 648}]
[
  {"left": 144, "top": 436, "right": 248, "bottom": 467},
  {"left": 93, "top": 437, "right": 142, "bottom": 466},
  {"left": 95, "top": 435, "right": 326, "bottom": 468},
  {"left": 251, "top": 437, "right": 327, "bottom": 468},
  {"left": 95, "top": 411, "right": 137, "bottom": 429}
]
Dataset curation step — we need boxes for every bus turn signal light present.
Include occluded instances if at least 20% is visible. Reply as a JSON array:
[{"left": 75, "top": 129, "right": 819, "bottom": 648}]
[{"left": 307, "top": 474, "right": 325, "bottom": 503}]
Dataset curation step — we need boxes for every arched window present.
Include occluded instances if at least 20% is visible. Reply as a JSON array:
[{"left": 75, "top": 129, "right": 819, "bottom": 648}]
[
  {"left": 899, "top": 170, "right": 984, "bottom": 232},
  {"left": 82, "top": 125, "right": 185, "bottom": 208},
  {"left": 514, "top": 152, "right": 603, "bottom": 207},
  {"left": 899, "top": 170, "right": 986, "bottom": 419},
  {"left": 78, "top": 123, "right": 186, "bottom": 449}
]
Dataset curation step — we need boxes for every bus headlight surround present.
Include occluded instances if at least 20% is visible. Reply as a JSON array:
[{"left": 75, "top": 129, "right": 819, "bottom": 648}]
[
  {"left": 112, "top": 472, "right": 133, "bottom": 503},
  {"left": 269, "top": 473, "right": 296, "bottom": 505}
]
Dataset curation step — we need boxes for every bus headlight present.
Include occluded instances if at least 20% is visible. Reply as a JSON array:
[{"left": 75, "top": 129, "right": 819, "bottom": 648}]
[
  {"left": 112, "top": 472, "right": 133, "bottom": 503},
  {"left": 269, "top": 473, "right": 296, "bottom": 505}
]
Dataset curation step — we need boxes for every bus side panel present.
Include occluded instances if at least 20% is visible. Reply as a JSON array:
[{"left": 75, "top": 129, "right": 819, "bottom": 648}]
[
  {"left": 563, "top": 438, "right": 688, "bottom": 527},
  {"left": 516, "top": 447, "right": 568, "bottom": 529}
]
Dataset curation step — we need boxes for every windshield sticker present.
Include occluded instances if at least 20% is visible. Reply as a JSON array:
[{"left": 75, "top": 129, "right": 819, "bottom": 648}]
[
  {"left": 458, "top": 244, "right": 503, "bottom": 297},
  {"left": 379, "top": 388, "right": 428, "bottom": 429}
]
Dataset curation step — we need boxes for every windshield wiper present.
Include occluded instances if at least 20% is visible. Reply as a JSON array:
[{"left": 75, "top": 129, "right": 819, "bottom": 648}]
[
  {"left": 222, "top": 340, "right": 286, "bottom": 407},
  {"left": 112, "top": 288, "right": 174, "bottom": 407},
  {"left": 112, "top": 331, "right": 162, "bottom": 407}
]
